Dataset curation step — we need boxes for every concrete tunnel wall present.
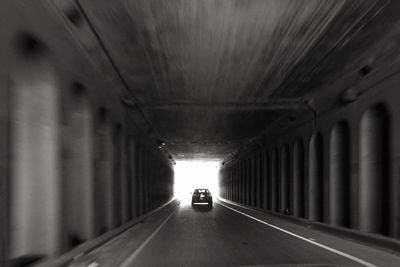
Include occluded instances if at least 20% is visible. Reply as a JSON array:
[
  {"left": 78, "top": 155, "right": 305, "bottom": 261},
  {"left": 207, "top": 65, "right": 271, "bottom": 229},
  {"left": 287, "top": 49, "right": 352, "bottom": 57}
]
[
  {"left": 220, "top": 74, "right": 400, "bottom": 241},
  {"left": 0, "top": 1, "right": 174, "bottom": 264}
]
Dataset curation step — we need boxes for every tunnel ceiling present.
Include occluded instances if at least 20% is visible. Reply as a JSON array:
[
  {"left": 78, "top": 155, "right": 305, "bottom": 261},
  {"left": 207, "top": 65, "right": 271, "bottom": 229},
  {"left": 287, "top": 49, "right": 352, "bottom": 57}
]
[{"left": 78, "top": 0, "right": 392, "bottom": 160}]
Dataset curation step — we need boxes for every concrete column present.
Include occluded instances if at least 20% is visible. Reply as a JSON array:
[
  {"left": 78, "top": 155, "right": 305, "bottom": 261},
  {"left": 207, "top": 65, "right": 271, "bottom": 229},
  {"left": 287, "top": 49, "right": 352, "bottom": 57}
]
[
  {"left": 252, "top": 157, "right": 257, "bottom": 206},
  {"left": 136, "top": 145, "right": 143, "bottom": 216},
  {"left": 329, "top": 122, "right": 350, "bottom": 227},
  {"left": 263, "top": 151, "right": 269, "bottom": 210},
  {"left": 256, "top": 154, "right": 261, "bottom": 208},
  {"left": 129, "top": 138, "right": 137, "bottom": 220},
  {"left": 242, "top": 162, "right": 245, "bottom": 204},
  {"left": 308, "top": 133, "right": 323, "bottom": 221},
  {"left": 280, "top": 145, "right": 290, "bottom": 214},
  {"left": 235, "top": 164, "right": 238, "bottom": 202},
  {"left": 359, "top": 106, "right": 389, "bottom": 234},
  {"left": 230, "top": 167, "right": 233, "bottom": 200},
  {"left": 270, "top": 149, "right": 278, "bottom": 212},
  {"left": 248, "top": 159, "right": 252, "bottom": 205},
  {"left": 242, "top": 162, "right": 245, "bottom": 203},
  {"left": 62, "top": 85, "right": 94, "bottom": 249},
  {"left": 227, "top": 167, "right": 230, "bottom": 200},
  {"left": 10, "top": 61, "right": 62, "bottom": 257},
  {"left": 94, "top": 108, "right": 113, "bottom": 234},
  {"left": 228, "top": 167, "right": 231, "bottom": 200},
  {"left": 143, "top": 149, "right": 148, "bottom": 213},
  {"left": 245, "top": 161, "right": 247, "bottom": 204},
  {"left": 232, "top": 167, "right": 234, "bottom": 201},
  {"left": 121, "top": 134, "right": 130, "bottom": 223},
  {"left": 0, "top": 73, "right": 9, "bottom": 266},
  {"left": 236, "top": 164, "right": 239, "bottom": 202},
  {"left": 239, "top": 163, "right": 243, "bottom": 203},
  {"left": 112, "top": 125, "right": 123, "bottom": 227},
  {"left": 293, "top": 140, "right": 305, "bottom": 218}
]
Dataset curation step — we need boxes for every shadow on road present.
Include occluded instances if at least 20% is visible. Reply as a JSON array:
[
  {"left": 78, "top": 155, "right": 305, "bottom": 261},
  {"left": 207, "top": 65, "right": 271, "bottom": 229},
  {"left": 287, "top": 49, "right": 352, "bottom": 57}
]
[{"left": 191, "top": 204, "right": 213, "bottom": 212}]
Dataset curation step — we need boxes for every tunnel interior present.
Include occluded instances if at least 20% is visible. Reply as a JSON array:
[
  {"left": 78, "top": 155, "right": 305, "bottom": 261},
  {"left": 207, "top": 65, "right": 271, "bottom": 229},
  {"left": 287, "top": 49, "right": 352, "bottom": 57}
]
[{"left": 2, "top": 0, "right": 400, "bottom": 265}]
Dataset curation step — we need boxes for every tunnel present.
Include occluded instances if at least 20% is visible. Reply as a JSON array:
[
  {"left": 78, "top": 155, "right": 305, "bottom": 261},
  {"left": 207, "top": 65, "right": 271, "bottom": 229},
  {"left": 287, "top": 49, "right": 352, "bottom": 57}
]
[{"left": 2, "top": 0, "right": 400, "bottom": 266}]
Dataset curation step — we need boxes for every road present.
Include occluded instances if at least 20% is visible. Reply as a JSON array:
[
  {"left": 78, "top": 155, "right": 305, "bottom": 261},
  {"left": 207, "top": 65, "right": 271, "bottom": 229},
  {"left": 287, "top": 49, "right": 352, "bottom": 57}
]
[
  {"left": 120, "top": 202, "right": 363, "bottom": 267},
  {"left": 69, "top": 200, "right": 400, "bottom": 267}
]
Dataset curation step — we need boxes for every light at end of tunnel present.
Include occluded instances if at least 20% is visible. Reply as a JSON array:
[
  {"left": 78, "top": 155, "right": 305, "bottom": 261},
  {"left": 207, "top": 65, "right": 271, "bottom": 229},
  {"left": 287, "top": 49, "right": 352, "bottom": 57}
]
[{"left": 174, "top": 160, "right": 219, "bottom": 205}]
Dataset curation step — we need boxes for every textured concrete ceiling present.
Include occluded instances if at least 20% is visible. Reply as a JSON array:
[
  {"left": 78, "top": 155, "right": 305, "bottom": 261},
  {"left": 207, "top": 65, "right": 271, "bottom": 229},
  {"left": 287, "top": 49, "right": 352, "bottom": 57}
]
[{"left": 79, "top": 0, "right": 394, "bottom": 160}]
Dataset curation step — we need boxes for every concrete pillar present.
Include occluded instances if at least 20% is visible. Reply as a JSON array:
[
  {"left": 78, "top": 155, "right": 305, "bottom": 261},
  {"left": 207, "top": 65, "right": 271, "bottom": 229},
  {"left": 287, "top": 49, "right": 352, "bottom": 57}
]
[
  {"left": 249, "top": 159, "right": 253, "bottom": 206},
  {"left": 293, "top": 140, "right": 305, "bottom": 218},
  {"left": 228, "top": 167, "right": 231, "bottom": 200},
  {"left": 263, "top": 151, "right": 269, "bottom": 210},
  {"left": 270, "top": 149, "right": 278, "bottom": 212},
  {"left": 242, "top": 162, "right": 245, "bottom": 204},
  {"left": 239, "top": 163, "right": 243, "bottom": 203},
  {"left": 280, "top": 145, "right": 290, "bottom": 214},
  {"left": 232, "top": 166, "right": 234, "bottom": 201},
  {"left": 10, "top": 60, "right": 62, "bottom": 258},
  {"left": 329, "top": 122, "right": 350, "bottom": 227},
  {"left": 94, "top": 108, "right": 113, "bottom": 234},
  {"left": 129, "top": 138, "right": 137, "bottom": 220},
  {"left": 121, "top": 134, "right": 129, "bottom": 223},
  {"left": 143, "top": 150, "right": 148, "bottom": 213},
  {"left": 308, "top": 133, "right": 323, "bottom": 221},
  {"left": 0, "top": 73, "right": 9, "bottom": 266},
  {"left": 242, "top": 161, "right": 245, "bottom": 204},
  {"left": 231, "top": 165, "right": 234, "bottom": 201},
  {"left": 238, "top": 163, "right": 242, "bottom": 203},
  {"left": 244, "top": 159, "right": 250, "bottom": 205},
  {"left": 112, "top": 125, "right": 123, "bottom": 227},
  {"left": 235, "top": 163, "right": 239, "bottom": 202},
  {"left": 252, "top": 156, "right": 257, "bottom": 207},
  {"left": 62, "top": 85, "right": 94, "bottom": 249},
  {"left": 359, "top": 106, "right": 389, "bottom": 234},
  {"left": 136, "top": 145, "right": 143, "bottom": 216},
  {"left": 256, "top": 153, "right": 262, "bottom": 208}
]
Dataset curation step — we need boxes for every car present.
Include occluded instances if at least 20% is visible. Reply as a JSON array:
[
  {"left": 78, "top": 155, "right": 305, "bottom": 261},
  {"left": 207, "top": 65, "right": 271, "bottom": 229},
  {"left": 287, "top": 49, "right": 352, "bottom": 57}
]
[{"left": 191, "top": 188, "right": 213, "bottom": 206}]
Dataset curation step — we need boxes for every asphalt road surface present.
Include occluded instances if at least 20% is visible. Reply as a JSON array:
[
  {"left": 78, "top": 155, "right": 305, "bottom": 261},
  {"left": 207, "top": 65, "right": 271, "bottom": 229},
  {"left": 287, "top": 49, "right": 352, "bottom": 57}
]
[{"left": 119, "top": 202, "right": 367, "bottom": 267}]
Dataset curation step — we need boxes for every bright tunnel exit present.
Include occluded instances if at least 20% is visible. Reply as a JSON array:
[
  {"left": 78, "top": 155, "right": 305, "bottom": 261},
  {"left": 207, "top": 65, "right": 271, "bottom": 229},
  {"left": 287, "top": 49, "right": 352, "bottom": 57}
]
[{"left": 174, "top": 160, "right": 220, "bottom": 205}]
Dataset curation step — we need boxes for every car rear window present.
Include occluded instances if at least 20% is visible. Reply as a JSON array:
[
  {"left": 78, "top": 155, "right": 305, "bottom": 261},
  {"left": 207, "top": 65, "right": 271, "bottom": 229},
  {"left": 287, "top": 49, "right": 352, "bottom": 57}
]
[{"left": 195, "top": 189, "right": 209, "bottom": 193}]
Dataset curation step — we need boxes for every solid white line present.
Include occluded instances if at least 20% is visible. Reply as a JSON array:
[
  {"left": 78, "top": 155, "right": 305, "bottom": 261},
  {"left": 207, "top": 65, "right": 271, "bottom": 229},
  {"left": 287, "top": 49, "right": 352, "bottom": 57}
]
[
  {"left": 218, "top": 202, "right": 376, "bottom": 267},
  {"left": 120, "top": 210, "right": 176, "bottom": 267}
]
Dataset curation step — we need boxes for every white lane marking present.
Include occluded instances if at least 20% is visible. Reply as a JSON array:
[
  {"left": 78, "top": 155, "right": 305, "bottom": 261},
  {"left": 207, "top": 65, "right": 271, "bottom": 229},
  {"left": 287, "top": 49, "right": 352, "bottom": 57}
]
[
  {"left": 218, "top": 202, "right": 376, "bottom": 267},
  {"left": 119, "top": 211, "right": 176, "bottom": 267}
]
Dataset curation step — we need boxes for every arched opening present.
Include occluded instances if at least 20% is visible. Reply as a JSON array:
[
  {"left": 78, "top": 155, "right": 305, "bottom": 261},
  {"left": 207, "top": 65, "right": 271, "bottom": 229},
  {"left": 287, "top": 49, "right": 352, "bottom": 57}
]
[
  {"left": 94, "top": 108, "right": 113, "bottom": 234},
  {"left": 308, "top": 133, "right": 323, "bottom": 221},
  {"left": 280, "top": 144, "right": 290, "bottom": 214},
  {"left": 329, "top": 121, "right": 350, "bottom": 227},
  {"left": 293, "top": 140, "right": 305, "bottom": 218},
  {"left": 63, "top": 83, "right": 93, "bottom": 250},
  {"left": 10, "top": 57, "right": 61, "bottom": 258},
  {"left": 359, "top": 105, "right": 390, "bottom": 234},
  {"left": 270, "top": 148, "right": 279, "bottom": 212}
]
